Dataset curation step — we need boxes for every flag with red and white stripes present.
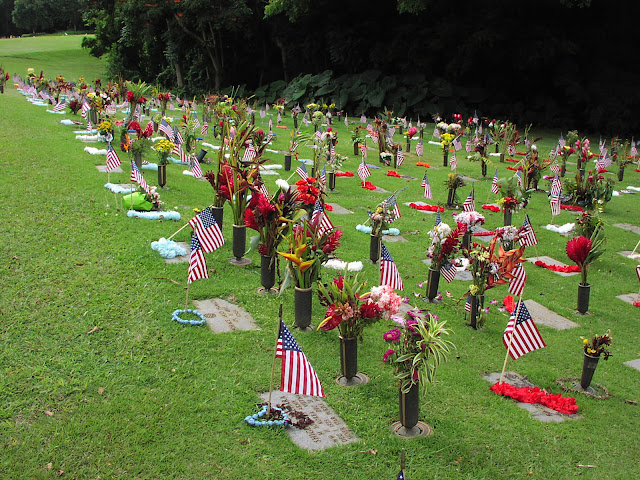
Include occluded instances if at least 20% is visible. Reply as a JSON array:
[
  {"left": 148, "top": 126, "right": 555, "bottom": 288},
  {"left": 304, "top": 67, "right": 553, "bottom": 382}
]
[
  {"left": 242, "top": 143, "right": 257, "bottom": 163},
  {"left": 491, "top": 169, "right": 500, "bottom": 194},
  {"left": 201, "top": 122, "right": 209, "bottom": 136},
  {"left": 450, "top": 152, "right": 458, "bottom": 170},
  {"left": 359, "top": 143, "right": 368, "bottom": 159},
  {"left": 433, "top": 126, "right": 441, "bottom": 139},
  {"left": 106, "top": 144, "right": 121, "bottom": 171},
  {"left": 159, "top": 119, "right": 173, "bottom": 140},
  {"left": 380, "top": 243, "right": 404, "bottom": 291},
  {"left": 276, "top": 320, "right": 325, "bottom": 397},
  {"left": 86, "top": 120, "right": 92, "bottom": 132},
  {"left": 464, "top": 295, "right": 472, "bottom": 312},
  {"left": 295, "top": 162, "right": 308, "bottom": 180},
  {"left": 415, "top": 140, "right": 424, "bottom": 157},
  {"left": 503, "top": 300, "right": 546, "bottom": 360},
  {"left": 453, "top": 136, "right": 463, "bottom": 151},
  {"left": 189, "top": 154, "right": 203, "bottom": 179},
  {"left": 357, "top": 158, "right": 371, "bottom": 182},
  {"left": 188, "top": 231, "right": 209, "bottom": 284},
  {"left": 396, "top": 147, "right": 405, "bottom": 167},
  {"left": 463, "top": 189, "right": 475, "bottom": 212},
  {"left": 636, "top": 264, "right": 640, "bottom": 282},
  {"left": 519, "top": 215, "right": 538, "bottom": 248},
  {"left": 441, "top": 263, "right": 457, "bottom": 283},
  {"left": 508, "top": 264, "right": 527, "bottom": 297},
  {"left": 130, "top": 161, "right": 150, "bottom": 195},
  {"left": 188, "top": 207, "right": 224, "bottom": 253},
  {"left": 81, "top": 101, "right": 90, "bottom": 119},
  {"left": 384, "top": 193, "right": 401, "bottom": 222},
  {"left": 53, "top": 98, "right": 66, "bottom": 112},
  {"left": 421, "top": 173, "right": 432, "bottom": 200},
  {"left": 311, "top": 200, "right": 334, "bottom": 237},
  {"left": 360, "top": 114, "right": 367, "bottom": 123}
]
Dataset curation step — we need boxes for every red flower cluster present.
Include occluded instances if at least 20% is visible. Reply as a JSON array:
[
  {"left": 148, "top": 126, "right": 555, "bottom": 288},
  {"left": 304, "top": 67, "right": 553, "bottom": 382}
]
[
  {"left": 360, "top": 301, "right": 382, "bottom": 318},
  {"left": 490, "top": 382, "right": 578, "bottom": 415},
  {"left": 534, "top": 260, "right": 581, "bottom": 273},
  {"left": 321, "top": 229, "right": 342, "bottom": 254},
  {"left": 126, "top": 91, "right": 134, "bottom": 102},
  {"left": 295, "top": 177, "right": 320, "bottom": 205},
  {"left": 244, "top": 192, "right": 276, "bottom": 231},
  {"left": 566, "top": 236, "right": 592, "bottom": 267}
]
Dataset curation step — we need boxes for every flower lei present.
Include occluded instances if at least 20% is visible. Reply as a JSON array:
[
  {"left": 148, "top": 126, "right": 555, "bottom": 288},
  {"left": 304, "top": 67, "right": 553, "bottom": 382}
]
[
  {"left": 490, "top": 382, "right": 578, "bottom": 415},
  {"left": 244, "top": 405, "right": 289, "bottom": 427},
  {"left": 534, "top": 260, "right": 581, "bottom": 273},
  {"left": 171, "top": 309, "right": 207, "bottom": 325}
]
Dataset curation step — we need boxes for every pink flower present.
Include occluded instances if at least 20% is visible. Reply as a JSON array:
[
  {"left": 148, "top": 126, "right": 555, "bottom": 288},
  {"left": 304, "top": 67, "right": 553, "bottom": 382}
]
[
  {"left": 383, "top": 328, "right": 401, "bottom": 343},
  {"left": 382, "top": 349, "right": 395, "bottom": 363}
]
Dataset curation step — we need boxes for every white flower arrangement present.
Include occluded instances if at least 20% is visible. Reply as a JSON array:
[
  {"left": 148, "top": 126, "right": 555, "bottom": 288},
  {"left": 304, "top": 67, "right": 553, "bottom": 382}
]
[{"left": 453, "top": 211, "right": 485, "bottom": 228}]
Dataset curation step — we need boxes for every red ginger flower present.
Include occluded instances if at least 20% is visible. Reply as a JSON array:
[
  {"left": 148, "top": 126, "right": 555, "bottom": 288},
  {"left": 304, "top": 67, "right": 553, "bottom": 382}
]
[
  {"left": 126, "top": 91, "right": 134, "bottom": 102},
  {"left": 566, "top": 236, "right": 592, "bottom": 267}
]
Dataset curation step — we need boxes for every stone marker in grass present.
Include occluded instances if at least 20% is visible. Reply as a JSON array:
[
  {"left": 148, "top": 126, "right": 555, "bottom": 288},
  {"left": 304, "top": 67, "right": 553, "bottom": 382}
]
[
  {"left": 326, "top": 203, "right": 353, "bottom": 215},
  {"left": 193, "top": 298, "right": 259, "bottom": 333},
  {"left": 613, "top": 223, "right": 640, "bottom": 235},
  {"left": 523, "top": 300, "right": 578, "bottom": 330},
  {"left": 96, "top": 165, "right": 123, "bottom": 173},
  {"left": 165, "top": 242, "right": 189, "bottom": 264},
  {"left": 616, "top": 293, "right": 640, "bottom": 306},
  {"left": 624, "top": 359, "right": 640, "bottom": 372}
]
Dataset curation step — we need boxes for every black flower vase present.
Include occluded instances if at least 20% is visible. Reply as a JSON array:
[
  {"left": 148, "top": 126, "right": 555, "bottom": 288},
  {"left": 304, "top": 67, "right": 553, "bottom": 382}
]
[
  {"left": 284, "top": 154, "right": 292, "bottom": 171},
  {"left": 561, "top": 163, "right": 566, "bottom": 177},
  {"left": 618, "top": 165, "right": 624, "bottom": 182},
  {"left": 153, "top": 121, "right": 158, "bottom": 133},
  {"left": 294, "top": 286, "right": 313, "bottom": 329},
  {"left": 328, "top": 171, "right": 336, "bottom": 191},
  {"left": 481, "top": 160, "right": 487, "bottom": 177},
  {"left": 446, "top": 187, "right": 457, "bottom": 207},
  {"left": 577, "top": 283, "right": 590, "bottom": 314},
  {"left": 393, "top": 150, "right": 399, "bottom": 169},
  {"left": 231, "top": 224, "right": 250, "bottom": 265},
  {"left": 398, "top": 126, "right": 403, "bottom": 135},
  {"left": 462, "top": 230, "right": 471, "bottom": 249},
  {"left": 260, "top": 255, "right": 276, "bottom": 291},
  {"left": 157, "top": 163, "right": 167, "bottom": 187},
  {"left": 443, "top": 151, "right": 448, "bottom": 167},
  {"left": 339, "top": 336, "right": 358, "bottom": 380},
  {"left": 504, "top": 208, "right": 513, "bottom": 226},
  {"left": 134, "top": 153, "right": 143, "bottom": 170},
  {"left": 90, "top": 109, "right": 98, "bottom": 125},
  {"left": 370, "top": 234, "right": 382, "bottom": 263},
  {"left": 495, "top": 143, "right": 500, "bottom": 153},
  {"left": 197, "top": 148, "right": 207, "bottom": 163},
  {"left": 211, "top": 206, "right": 224, "bottom": 229},
  {"left": 251, "top": 113, "right": 256, "bottom": 125},
  {"left": 500, "top": 153, "right": 505, "bottom": 163},
  {"left": 580, "top": 353, "right": 600, "bottom": 389},
  {"left": 469, "top": 294, "right": 484, "bottom": 329},
  {"left": 399, "top": 383, "right": 420, "bottom": 429},
  {"left": 0, "top": 85, "right": 4, "bottom": 94},
  {"left": 293, "top": 116, "right": 298, "bottom": 129},
  {"left": 406, "top": 139, "right": 411, "bottom": 153},
  {"left": 426, "top": 268, "right": 441, "bottom": 302},
  {"left": 353, "top": 143, "right": 359, "bottom": 156}
]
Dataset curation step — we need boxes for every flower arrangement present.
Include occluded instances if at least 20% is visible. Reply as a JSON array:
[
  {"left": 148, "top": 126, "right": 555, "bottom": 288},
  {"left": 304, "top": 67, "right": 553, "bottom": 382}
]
[
  {"left": 0, "top": 65, "right": 9, "bottom": 86},
  {"left": 581, "top": 330, "right": 612, "bottom": 359},
  {"left": 367, "top": 197, "right": 398, "bottom": 237},
  {"left": 312, "top": 110, "right": 325, "bottom": 129},
  {"left": 522, "top": 143, "right": 553, "bottom": 190},
  {"left": 316, "top": 276, "right": 402, "bottom": 339},
  {"left": 404, "top": 126, "right": 418, "bottom": 139},
  {"left": 374, "top": 117, "right": 392, "bottom": 155},
  {"left": 496, "top": 176, "right": 530, "bottom": 211},
  {"left": 351, "top": 125, "right": 366, "bottom": 147},
  {"left": 493, "top": 226, "right": 520, "bottom": 250},
  {"left": 453, "top": 211, "right": 485, "bottom": 230},
  {"left": 154, "top": 139, "right": 175, "bottom": 165},
  {"left": 97, "top": 120, "right": 114, "bottom": 137},
  {"left": 566, "top": 225, "right": 605, "bottom": 286},
  {"left": 124, "top": 80, "right": 152, "bottom": 122},
  {"left": 440, "top": 132, "right": 455, "bottom": 153},
  {"left": 444, "top": 172, "right": 466, "bottom": 190},
  {"left": 278, "top": 220, "right": 342, "bottom": 289},
  {"left": 295, "top": 176, "right": 322, "bottom": 216},
  {"left": 122, "top": 120, "right": 153, "bottom": 157},
  {"left": 574, "top": 211, "right": 603, "bottom": 239},
  {"left": 563, "top": 171, "right": 614, "bottom": 210},
  {"left": 244, "top": 184, "right": 305, "bottom": 256},
  {"left": 426, "top": 222, "right": 465, "bottom": 270},
  {"left": 156, "top": 91, "right": 171, "bottom": 112},
  {"left": 326, "top": 153, "right": 346, "bottom": 174},
  {"left": 382, "top": 309, "right": 455, "bottom": 394}
]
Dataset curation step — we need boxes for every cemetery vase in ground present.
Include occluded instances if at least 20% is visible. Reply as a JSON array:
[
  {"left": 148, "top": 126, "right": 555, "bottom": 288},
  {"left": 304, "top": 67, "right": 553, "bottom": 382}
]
[
  {"left": 580, "top": 353, "right": 600, "bottom": 389},
  {"left": 0, "top": 85, "right": 4, "bottom": 94},
  {"left": 157, "top": 164, "right": 167, "bottom": 188},
  {"left": 197, "top": 149, "right": 207, "bottom": 163},
  {"left": 90, "top": 109, "right": 98, "bottom": 125},
  {"left": 393, "top": 150, "right": 398, "bottom": 169},
  {"left": 399, "top": 382, "right": 420, "bottom": 429},
  {"left": 561, "top": 164, "right": 566, "bottom": 177},
  {"left": 469, "top": 294, "right": 484, "bottom": 329},
  {"left": 294, "top": 286, "right": 313, "bottom": 329},
  {"left": 232, "top": 224, "right": 247, "bottom": 261},
  {"left": 339, "top": 336, "right": 358, "bottom": 380},
  {"left": 577, "top": 283, "right": 590, "bottom": 314},
  {"left": 353, "top": 143, "right": 359, "bottom": 156},
  {"left": 153, "top": 121, "right": 158, "bottom": 133},
  {"left": 260, "top": 255, "right": 276, "bottom": 290},
  {"left": 462, "top": 230, "right": 471, "bottom": 249},
  {"left": 134, "top": 153, "right": 143, "bottom": 170},
  {"left": 328, "top": 172, "right": 336, "bottom": 191},
  {"left": 504, "top": 208, "right": 513, "bottom": 226},
  {"left": 293, "top": 116, "right": 298, "bottom": 129},
  {"left": 426, "top": 268, "right": 441, "bottom": 301},
  {"left": 495, "top": 143, "right": 500, "bottom": 153},
  {"left": 284, "top": 154, "right": 291, "bottom": 171},
  {"left": 398, "top": 126, "right": 403, "bottom": 135},
  {"left": 443, "top": 151, "right": 448, "bottom": 167},
  {"left": 618, "top": 165, "right": 624, "bottom": 182},
  {"left": 446, "top": 188, "right": 456, "bottom": 207},
  {"left": 500, "top": 152, "right": 505, "bottom": 163},
  {"left": 481, "top": 160, "right": 488, "bottom": 177},
  {"left": 406, "top": 139, "right": 411, "bottom": 153},
  {"left": 370, "top": 234, "right": 382, "bottom": 263},
  {"left": 211, "top": 206, "right": 224, "bottom": 229}
]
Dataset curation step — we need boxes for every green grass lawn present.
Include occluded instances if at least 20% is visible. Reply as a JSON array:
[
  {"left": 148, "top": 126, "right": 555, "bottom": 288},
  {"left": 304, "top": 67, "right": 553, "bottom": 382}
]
[{"left": 1, "top": 36, "right": 639, "bottom": 479}]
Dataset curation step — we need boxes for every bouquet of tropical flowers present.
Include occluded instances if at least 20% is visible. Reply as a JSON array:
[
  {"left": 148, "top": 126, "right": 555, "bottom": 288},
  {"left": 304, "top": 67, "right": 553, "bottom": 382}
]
[
  {"left": 566, "top": 225, "right": 605, "bottom": 286},
  {"left": 574, "top": 211, "right": 603, "bottom": 239},
  {"left": 316, "top": 276, "right": 402, "bottom": 339},
  {"left": 382, "top": 309, "right": 455, "bottom": 393},
  {"left": 121, "top": 120, "right": 153, "bottom": 157},
  {"left": 0, "top": 65, "right": 9, "bottom": 86},
  {"left": 156, "top": 91, "right": 171, "bottom": 112},
  {"left": 497, "top": 176, "right": 530, "bottom": 212},
  {"left": 426, "top": 222, "right": 465, "bottom": 270},
  {"left": 278, "top": 219, "right": 342, "bottom": 290},
  {"left": 295, "top": 176, "right": 323, "bottom": 217},
  {"left": 124, "top": 80, "right": 152, "bottom": 122},
  {"left": 97, "top": 120, "right": 114, "bottom": 137}
]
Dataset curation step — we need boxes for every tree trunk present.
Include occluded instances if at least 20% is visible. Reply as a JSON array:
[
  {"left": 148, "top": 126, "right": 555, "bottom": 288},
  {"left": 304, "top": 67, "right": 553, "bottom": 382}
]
[
  {"left": 173, "top": 62, "right": 184, "bottom": 88},
  {"left": 274, "top": 36, "right": 289, "bottom": 83}
]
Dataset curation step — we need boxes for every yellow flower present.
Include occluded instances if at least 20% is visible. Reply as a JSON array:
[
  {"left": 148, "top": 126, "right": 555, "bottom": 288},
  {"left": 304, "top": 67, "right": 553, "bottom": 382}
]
[
  {"left": 582, "top": 339, "right": 589, "bottom": 344},
  {"left": 469, "top": 284, "right": 479, "bottom": 295}
]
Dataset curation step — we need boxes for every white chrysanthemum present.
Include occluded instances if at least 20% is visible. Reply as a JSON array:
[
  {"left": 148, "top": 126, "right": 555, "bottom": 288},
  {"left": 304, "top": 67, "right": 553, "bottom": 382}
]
[{"left": 275, "top": 179, "right": 289, "bottom": 190}]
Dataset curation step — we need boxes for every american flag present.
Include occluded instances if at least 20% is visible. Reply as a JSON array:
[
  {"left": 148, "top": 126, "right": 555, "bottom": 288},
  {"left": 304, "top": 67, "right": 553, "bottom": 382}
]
[
  {"left": 259, "top": 108, "right": 265, "bottom": 118},
  {"left": 106, "top": 143, "right": 121, "bottom": 171},
  {"left": 636, "top": 264, "right": 640, "bottom": 282},
  {"left": 201, "top": 122, "right": 209, "bottom": 136},
  {"left": 173, "top": 144, "right": 188, "bottom": 163},
  {"left": 268, "top": 116, "right": 273, "bottom": 132},
  {"left": 360, "top": 114, "right": 367, "bottom": 123},
  {"left": 357, "top": 158, "right": 371, "bottom": 182},
  {"left": 173, "top": 126, "right": 184, "bottom": 145},
  {"left": 190, "top": 112, "right": 200, "bottom": 129},
  {"left": 503, "top": 300, "right": 546, "bottom": 360},
  {"left": 384, "top": 193, "right": 401, "bottom": 222},
  {"left": 516, "top": 170, "right": 523, "bottom": 187},
  {"left": 519, "top": 215, "right": 538, "bottom": 247},
  {"left": 450, "top": 152, "right": 458, "bottom": 170},
  {"left": 53, "top": 98, "right": 66, "bottom": 112},
  {"left": 508, "top": 144, "right": 516, "bottom": 156},
  {"left": 550, "top": 174, "right": 562, "bottom": 196},
  {"left": 257, "top": 176, "right": 270, "bottom": 199},
  {"left": 188, "top": 207, "right": 225, "bottom": 253},
  {"left": 130, "top": 161, "right": 150, "bottom": 195},
  {"left": 359, "top": 143, "right": 368, "bottom": 159},
  {"left": 550, "top": 163, "right": 560, "bottom": 174},
  {"left": 276, "top": 320, "right": 325, "bottom": 397},
  {"left": 295, "top": 162, "right": 308, "bottom": 180},
  {"left": 380, "top": 244, "right": 404, "bottom": 291},
  {"left": 433, "top": 126, "right": 441, "bottom": 139},
  {"left": 434, "top": 211, "right": 442, "bottom": 227},
  {"left": 558, "top": 134, "right": 565, "bottom": 149},
  {"left": 159, "top": 119, "right": 173, "bottom": 140},
  {"left": 465, "top": 140, "right": 473, "bottom": 153},
  {"left": 311, "top": 200, "right": 334, "bottom": 236},
  {"left": 277, "top": 110, "right": 282, "bottom": 123},
  {"left": 463, "top": 189, "right": 475, "bottom": 212},
  {"left": 86, "top": 120, "right": 92, "bottom": 132},
  {"left": 549, "top": 148, "right": 557, "bottom": 160},
  {"left": 190, "top": 154, "right": 203, "bottom": 179},
  {"left": 344, "top": 114, "right": 349, "bottom": 127},
  {"left": 422, "top": 172, "right": 432, "bottom": 199},
  {"left": 415, "top": 140, "right": 424, "bottom": 157},
  {"left": 491, "top": 169, "right": 500, "bottom": 194},
  {"left": 188, "top": 231, "right": 209, "bottom": 284},
  {"left": 550, "top": 195, "right": 561, "bottom": 217},
  {"left": 464, "top": 295, "right": 472, "bottom": 312},
  {"left": 508, "top": 264, "right": 527, "bottom": 297},
  {"left": 242, "top": 143, "right": 257, "bottom": 163},
  {"left": 630, "top": 141, "right": 638, "bottom": 157},
  {"left": 81, "top": 101, "right": 90, "bottom": 118},
  {"left": 396, "top": 147, "right": 405, "bottom": 167},
  {"left": 441, "top": 263, "right": 457, "bottom": 283},
  {"left": 453, "top": 136, "right": 463, "bottom": 151}
]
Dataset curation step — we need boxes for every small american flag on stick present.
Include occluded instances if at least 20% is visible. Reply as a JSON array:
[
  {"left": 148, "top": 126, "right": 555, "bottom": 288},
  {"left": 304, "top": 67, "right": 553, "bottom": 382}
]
[
  {"left": 503, "top": 300, "right": 546, "bottom": 360},
  {"left": 357, "top": 158, "right": 371, "bottom": 182},
  {"left": 276, "top": 320, "right": 325, "bottom": 397},
  {"left": 380, "top": 243, "right": 404, "bottom": 291},
  {"left": 421, "top": 173, "right": 432, "bottom": 199},
  {"left": 441, "top": 264, "right": 457, "bottom": 283},
  {"left": 188, "top": 207, "right": 224, "bottom": 253},
  {"left": 188, "top": 232, "right": 209, "bottom": 284}
]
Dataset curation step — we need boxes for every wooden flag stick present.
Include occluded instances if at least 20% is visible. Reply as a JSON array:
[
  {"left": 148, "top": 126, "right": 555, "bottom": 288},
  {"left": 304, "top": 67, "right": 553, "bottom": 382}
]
[
  {"left": 630, "top": 239, "right": 640, "bottom": 255},
  {"left": 167, "top": 203, "right": 215, "bottom": 241},
  {"left": 267, "top": 304, "right": 283, "bottom": 413},
  {"left": 184, "top": 283, "right": 191, "bottom": 310},
  {"left": 499, "top": 294, "right": 524, "bottom": 384},
  {"left": 400, "top": 448, "right": 406, "bottom": 471}
]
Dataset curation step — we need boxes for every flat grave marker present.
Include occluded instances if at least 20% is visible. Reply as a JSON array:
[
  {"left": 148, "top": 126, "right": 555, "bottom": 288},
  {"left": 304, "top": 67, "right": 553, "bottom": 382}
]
[
  {"left": 624, "top": 359, "right": 640, "bottom": 372},
  {"left": 165, "top": 242, "right": 189, "bottom": 264},
  {"left": 422, "top": 258, "right": 473, "bottom": 281},
  {"left": 523, "top": 300, "right": 579, "bottom": 330},
  {"left": 616, "top": 293, "right": 640, "bottom": 306},
  {"left": 326, "top": 203, "right": 353, "bottom": 215},
  {"left": 617, "top": 251, "right": 640, "bottom": 261},
  {"left": 96, "top": 165, "right": 123, "bottom": 173},
  {"left": 193, "top": 298, "right": 259, "bottom": 333},
  {"left": 382, "top": 234, "right": 407, "bottom": 243},
  {"left": 259, "top": 390, "right": 358, "bottom": 451},
  {"left": 613, "top": 223, "right": 640, "bottom": 235}
]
